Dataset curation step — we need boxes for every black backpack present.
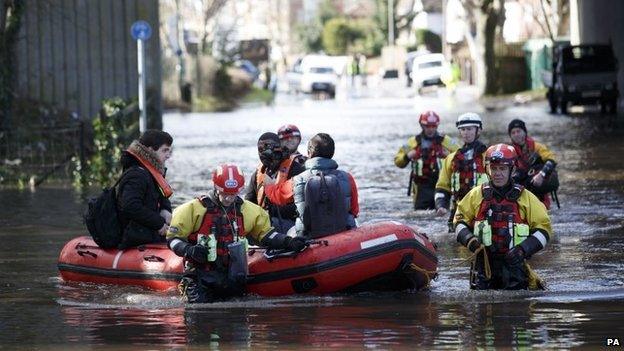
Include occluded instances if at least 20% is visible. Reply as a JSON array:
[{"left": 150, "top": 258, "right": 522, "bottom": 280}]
[
  {"left": 84, "top": 173, "right": 126, "bottom": 249},
  {"left": 303, "top": 170, "right": 348, "bottom": 238}
]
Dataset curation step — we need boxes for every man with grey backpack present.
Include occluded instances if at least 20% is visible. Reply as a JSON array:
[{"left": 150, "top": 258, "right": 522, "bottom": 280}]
[{"left": 292, "top": 133, "right": 360, "bottom": 238}]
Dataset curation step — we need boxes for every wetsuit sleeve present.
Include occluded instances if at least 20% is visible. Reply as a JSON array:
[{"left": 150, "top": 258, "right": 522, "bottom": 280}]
[
  {"left": 453, "top": 186, "right": 480, "bottom": 229},
  {"left": 348, "top": 172, "right": 360, "bottom": 217},
  {"left": 394, "top": 137, "right": 416, "bottom": 168},
  {"left": 435, "top": 152, "right": 453, "bottom": 193},
  {"left": 244, "top": 169, "right": 259, "bottom": 203},
  {"left": 442, "top": 135, "right": 460, "bottom": 153},
  {"left": 241, "top": 200, "right": 273, "bottom": 242},
  {"left": 118, "top": 169, "right": 165, "bottom": 230},
  {"left": 535, "top": 142, "right": 556, "bottom": 163},
  {"left": 166, "top": 200, "right": 205, "bottom": 241},
  {"left": 264, "top": 179, "right": 294, "bottom": 206},
  {"left": 519, "top": 190, "right": 553, "bottom": 257},
  {"left": 535, "top": 142, "right": 557, "bottom": 177}
]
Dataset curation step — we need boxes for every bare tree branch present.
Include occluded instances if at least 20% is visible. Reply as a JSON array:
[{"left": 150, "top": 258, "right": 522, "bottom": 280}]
[{"left": 539, "top": 0, "right": 554, "bottom": 41}]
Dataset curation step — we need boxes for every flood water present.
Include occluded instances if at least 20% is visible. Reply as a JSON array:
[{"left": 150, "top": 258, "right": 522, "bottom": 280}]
[{"left": 2, "top": 85, "right": 624, "bottom": 349}]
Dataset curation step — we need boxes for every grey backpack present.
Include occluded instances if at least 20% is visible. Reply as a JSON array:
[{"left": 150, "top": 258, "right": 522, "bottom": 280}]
[{"left": 303, "top": 171, "right": 348, "bottom": 238}]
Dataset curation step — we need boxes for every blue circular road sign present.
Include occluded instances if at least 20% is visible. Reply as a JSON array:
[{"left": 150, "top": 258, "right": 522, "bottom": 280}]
[{"left": 131, "top": 20, "right": 152, "bottom": 41}]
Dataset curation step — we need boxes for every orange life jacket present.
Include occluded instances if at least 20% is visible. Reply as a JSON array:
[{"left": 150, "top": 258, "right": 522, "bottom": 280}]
[
  {"left": 256, "top": 156, "right": 295, "bottom": 208},
  {"left": 125, "top": 148, "right": 174, "bottom": 198},
  {"left": 474, "top": 184, "right": 526, "bottom": 254}
]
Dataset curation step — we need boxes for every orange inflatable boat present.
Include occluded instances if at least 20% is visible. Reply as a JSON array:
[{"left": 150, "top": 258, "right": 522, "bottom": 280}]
[{"left": 58, "top": 221, "right": 438, "bottom": 295}]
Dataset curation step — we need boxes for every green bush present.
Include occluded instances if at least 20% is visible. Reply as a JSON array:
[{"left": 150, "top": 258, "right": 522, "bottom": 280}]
[
  {"left": 73, "top": 97, "right": 138, "bottom": 188},
  {"left": 322, "top": 18, "right": 364, "bottom": 55},
  {"left": 414, "top": 29, "right": 442, "bottom": 53}
]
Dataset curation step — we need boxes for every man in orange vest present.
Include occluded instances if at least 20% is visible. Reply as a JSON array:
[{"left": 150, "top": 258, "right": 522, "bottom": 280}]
[{"left": 245, "top": 132, "right": 305, "bottom": 233}]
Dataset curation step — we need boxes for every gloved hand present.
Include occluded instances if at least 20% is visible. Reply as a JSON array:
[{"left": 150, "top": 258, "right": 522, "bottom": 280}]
[
  {"left": 466, "top": 237, "right": 481, "bottom": 253},
  {"left": 285, "top": 236, "right": 307, "bottom": 252},
  {"left": 505, "top": 246, "right": 525, "bottom": 266},
  {"left": 184, "top": 244, "right": 209, "bottom": 264}
]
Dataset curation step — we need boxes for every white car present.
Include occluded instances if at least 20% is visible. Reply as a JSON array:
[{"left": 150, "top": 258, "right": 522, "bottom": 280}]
[
  {"left": 300, "top": 66, "right": 337, "bottom": 97},
  {"left": 410, "top": 53, "right": 447, "bottom": 92}
]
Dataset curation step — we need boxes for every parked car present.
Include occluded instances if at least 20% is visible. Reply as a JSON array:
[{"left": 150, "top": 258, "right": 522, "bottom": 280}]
[
  {"left": 404, "top": 49, "right": 431, "bottom": 87},
  {"left": 286, "top": 55, "right": 338, "bottom": 98},
  {"left": 410, "top": 53, "right": 447, "bottom": 93},
  {"left": 542, "top": 43, "right": 619, "bottom": 114},
  {"left": 300, "top": 66, "right": 337, "bottom": 97}
]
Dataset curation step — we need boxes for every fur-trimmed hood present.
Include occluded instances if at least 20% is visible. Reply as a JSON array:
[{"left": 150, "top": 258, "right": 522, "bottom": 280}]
[{"left": 125, "top": 140, "right": 165, "bottom": 175}]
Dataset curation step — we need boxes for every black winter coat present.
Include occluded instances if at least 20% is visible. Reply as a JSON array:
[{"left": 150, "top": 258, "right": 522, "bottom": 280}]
[{"left": 116, "top": 151, "right": 171, "bottom": 247}]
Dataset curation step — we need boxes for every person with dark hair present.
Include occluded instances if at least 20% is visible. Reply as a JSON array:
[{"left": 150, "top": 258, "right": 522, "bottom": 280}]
[
  {"left": 507, "top": 119, "right": 558, "bottom": 209},
  {"left": 117, "top": 129, "right": 174, "bottom": 249},
  {"left": 168, "top": 164, "right": 306, "bottom": 303},
  {"left": 245, "top": 132, "right": 305, "bottom": 233},
  {"left": 292, "top": 133, "right": 359, "bottom": 237}
]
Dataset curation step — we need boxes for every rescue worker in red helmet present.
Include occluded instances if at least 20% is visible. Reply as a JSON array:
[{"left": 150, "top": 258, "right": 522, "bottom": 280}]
[
  {"left": 435, "top": 112, "right": 489, "bottom": 232},
  {"left": 394, "top": 110, "right": 459, "bottom": 209},
  {"left": 167, "top": 164, "right": 306, "bottom": 303},
  {"left": 453, "top": 144, "right": 552, "bottom": 290},
  {"left": 507, "top": 119, "right": 558, "bottom": 209},
  {"left": 278, "top": 124, "right": 307, "bottom": 166},
  {"left": 245, "top": 132, "right": 306, "bottom": 234}
]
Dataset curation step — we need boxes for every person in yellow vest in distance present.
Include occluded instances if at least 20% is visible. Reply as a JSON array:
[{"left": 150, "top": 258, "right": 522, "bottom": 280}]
[
  {"left": 167, "top": 164, "right": 306, "bottom": 303},
  {"left": 245, "top": 132, "right": 306, "bottom": 234},
  {"left": 435, "top": 113, "right": 489, "bottom": 232},
  {"left": 394, "top": 110, "right": 459, "bottom": 210},
  {"left": 454, "top": 144, "right": 552, "bottom": 290},
  {"left": 508, "top": 119, "right": 559, "bottom": 209}
]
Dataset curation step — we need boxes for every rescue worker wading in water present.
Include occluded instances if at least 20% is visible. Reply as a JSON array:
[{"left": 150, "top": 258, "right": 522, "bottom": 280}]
[
  {"left": 454, "top": 144, "right": 552, "bottom": 290},
  {"left": 245, "top": 132, "right": 306, "bottom": 234},
  {"left": 167, "top": 164, "right": 306, "bottom": 303},
  {"left": 394, "top": 110, "right": 459, "bottom": 209},
  {"left": 508, "top": 119, "right": 559, "bottom": 209},
  {"left": 435, "top": 113, "right": 489, "bottom": 232}
]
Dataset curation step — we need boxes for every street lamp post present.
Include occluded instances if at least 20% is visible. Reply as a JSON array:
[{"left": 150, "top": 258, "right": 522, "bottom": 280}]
[{"left": 388, "top": 0, "right": 395, "bottom": 45}]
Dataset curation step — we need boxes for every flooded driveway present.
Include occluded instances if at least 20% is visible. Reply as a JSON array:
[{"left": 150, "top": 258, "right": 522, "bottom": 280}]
[{"left": 1, "top": 85, "right": 624, "bottom": 349}]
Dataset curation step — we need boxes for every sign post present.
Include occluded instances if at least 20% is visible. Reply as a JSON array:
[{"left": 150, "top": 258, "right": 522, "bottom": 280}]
[{"left": 131, "top": 20, "right": 152, "bottom": 133}]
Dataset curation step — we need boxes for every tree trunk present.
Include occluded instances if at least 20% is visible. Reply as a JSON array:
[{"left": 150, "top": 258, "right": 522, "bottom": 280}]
[{"left": 483, "top": 3, "right": 501, "bottom": 95}]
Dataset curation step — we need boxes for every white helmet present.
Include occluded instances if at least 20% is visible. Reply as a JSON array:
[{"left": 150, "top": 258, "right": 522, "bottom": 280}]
[{"left": 456, "top": 112, "right": 482, "bottom": 129}]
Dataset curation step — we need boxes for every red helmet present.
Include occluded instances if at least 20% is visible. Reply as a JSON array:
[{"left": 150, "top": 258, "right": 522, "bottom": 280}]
[
  {"left": 419, "top": 111, "right": 440, "bottom": 127},
  {"left": 277, "top": 124, "right": 301, "bottom": 140},
  {"left": 212, "top": 164, "right": 245, "bottom": 195},
  {"left": 485, "top": 143, "right": 517, "bottom": 167}
]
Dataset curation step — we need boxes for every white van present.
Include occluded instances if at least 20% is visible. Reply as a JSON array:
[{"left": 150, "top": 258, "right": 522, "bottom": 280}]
[{"left": 410, "top": 53, "right": 447, "bottom": 92}]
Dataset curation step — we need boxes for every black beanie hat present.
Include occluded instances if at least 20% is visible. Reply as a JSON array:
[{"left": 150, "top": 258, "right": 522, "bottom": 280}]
[{"left": 508, "top": 119, "right": 527, "bottom": 135}]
